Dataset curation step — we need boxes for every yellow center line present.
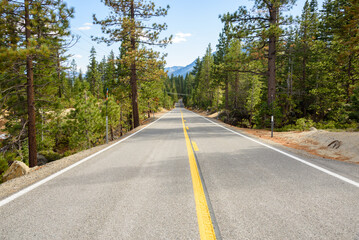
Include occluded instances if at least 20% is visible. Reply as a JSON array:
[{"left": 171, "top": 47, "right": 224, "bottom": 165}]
[
  {"left": 181, "top": 111, "right": 216, "bottom": 240},
  {"left": 192, "top": 141, "right": 199, "bottom": 151}
]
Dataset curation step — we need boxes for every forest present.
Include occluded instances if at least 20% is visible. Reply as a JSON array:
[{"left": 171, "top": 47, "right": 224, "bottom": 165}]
[
  {"left": 0, "top": 0, "right": 174, "bottom": 177},
  {"left": 167, "top": 0, "right": 359, "bottom": 131},
  {"left": 0, "top": 0, "right": 358, "bottom": 179}
]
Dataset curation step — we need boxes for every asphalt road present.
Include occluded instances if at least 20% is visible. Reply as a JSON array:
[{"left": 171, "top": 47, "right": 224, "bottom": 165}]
[{"left": 1, "top": 105, "right": 359, "bottom": 239}]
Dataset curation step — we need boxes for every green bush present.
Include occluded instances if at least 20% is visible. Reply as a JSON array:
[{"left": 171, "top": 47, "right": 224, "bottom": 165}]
[
  {"left": 315, "top": 121, "right": 336, "bottom": 130},
  {"left": 0, "top": 155, "right": 9, "bottom": 182},
  {"left": 38, "top": 150, "right": 63, "bottom": 162},
  {"left": 295, "top": 118, "right": 314, "bottom": 131},
  {"left": 239, "top": 119, "right": 251, "bottom": 128},
  {"left": 349, "top": 84, "right": 359, "bottom": 121},
  {"left": 278, "top": 124, "right": 296, "bottom": 132},
  {"left": 314, "top": 121, "right": 358, "bottom": 131}
]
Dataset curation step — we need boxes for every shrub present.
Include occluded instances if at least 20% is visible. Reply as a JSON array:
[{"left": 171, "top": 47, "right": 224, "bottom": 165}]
[
  {"left": 295, "top": 118, "right": 314, "bottom": 131},
  {"left": 38, "top": 150, "right": 63, "bottom": 162},
  {"left": 0, "top": 155, "right": 9, "bottom": 182}
]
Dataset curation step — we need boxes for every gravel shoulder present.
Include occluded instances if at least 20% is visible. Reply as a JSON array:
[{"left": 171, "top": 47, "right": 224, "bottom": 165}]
[{"left": 0, "top": 110, "right": 170, "bottom": 200}]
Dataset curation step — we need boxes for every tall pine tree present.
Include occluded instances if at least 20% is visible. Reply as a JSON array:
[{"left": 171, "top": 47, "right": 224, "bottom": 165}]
[{"left": 93, "top": 0, "right": 171, "bottom": 128}]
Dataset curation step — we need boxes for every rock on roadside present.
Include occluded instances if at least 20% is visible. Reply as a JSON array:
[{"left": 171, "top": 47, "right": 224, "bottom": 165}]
[{"left": 2, "top": 161, "right": 30, "bottom": 182}]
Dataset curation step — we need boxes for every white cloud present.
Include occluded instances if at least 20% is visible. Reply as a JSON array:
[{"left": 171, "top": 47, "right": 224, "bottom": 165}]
[
  {"left": 77, "top": 23, "right": 93, "bottom": 31},
  {"left": 172, "top": 32, "right": 192, "bottom": 43},
  {"left": 78, "top": 26, "right": 91, "bottom": 30},
  {"left": 73, "top": 54, "right": 82, "bottom": 59}
]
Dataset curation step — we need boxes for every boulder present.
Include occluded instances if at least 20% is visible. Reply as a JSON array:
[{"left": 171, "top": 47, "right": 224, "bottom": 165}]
[
  {"left": 2, "top": 161, "right": 30, "bottom": 182},
  {"left": 37, "top": 153, "right": 48, "bottom": 166},
  {"left": 310, "top": 127, "right": 317, "bottom": 131}
]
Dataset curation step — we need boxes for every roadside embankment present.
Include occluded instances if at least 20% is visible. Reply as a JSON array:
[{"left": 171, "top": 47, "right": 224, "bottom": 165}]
[{"left": 192, "top": 110, "right": 359, "bottom": 164}]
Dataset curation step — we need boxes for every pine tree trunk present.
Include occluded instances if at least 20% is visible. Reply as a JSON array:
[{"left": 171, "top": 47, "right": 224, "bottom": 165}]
[
  {"left": 130, "top": 62, "right": 139, "bottom": 128},
  {"left": 267, "top": 4, "right": 277, "bottom": 106},
  {"left": 128, "top": 110, "right": 133, "bottom": 130},
  {"left": 25, "top": 0, "right": 37, "bottom": 167},
  {"left": 130, "top": 0, "right": 140, "bottom": 128}
]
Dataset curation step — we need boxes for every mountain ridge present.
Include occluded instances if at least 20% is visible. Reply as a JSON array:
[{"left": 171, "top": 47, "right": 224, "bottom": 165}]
[{"left": 165, "top": 59, "right": 197, "bottom": 77}]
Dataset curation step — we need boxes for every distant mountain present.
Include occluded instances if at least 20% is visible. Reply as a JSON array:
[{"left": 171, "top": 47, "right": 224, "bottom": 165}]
[
  {"left": 165, "top": 66, "right": 183, "bottom": 76},
  {"left": 165, "top": 59, "right": 197, "bottom": 77}
]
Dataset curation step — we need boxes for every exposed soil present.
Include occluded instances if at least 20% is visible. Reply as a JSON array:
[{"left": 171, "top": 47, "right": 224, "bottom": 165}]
[{"left": 240, "top": 128, "right": 358, "bottom": 163}]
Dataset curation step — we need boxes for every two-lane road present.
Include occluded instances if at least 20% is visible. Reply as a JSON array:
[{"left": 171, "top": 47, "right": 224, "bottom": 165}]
[{"left": 1, "top": 106, "right": 359, "bottom": 239}]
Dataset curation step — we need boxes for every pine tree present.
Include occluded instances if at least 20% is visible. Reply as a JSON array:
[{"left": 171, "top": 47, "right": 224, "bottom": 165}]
[
  {"left": 0, "top": 0, "right": 73, "bottom": 167},
  {"left": 222, "top": 0, "right": 296, "bottom": 106},
  {"left": 93, "top": 0, "right": 171, "bottom": 128},
  {"left": 197, "top": 44, "right": 214, "bottom": 109},
  {"left": 290, "top": 0, "right": 319, "bottom": 116},
  {"left": 86, "top": 47, "right": 102, "bottom": 98},
  {"left": 214, "top": 20, "right": 231, "bottom": 110}
]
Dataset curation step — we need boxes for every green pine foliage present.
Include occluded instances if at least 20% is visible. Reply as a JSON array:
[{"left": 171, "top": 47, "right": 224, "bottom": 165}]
[
  {"left": 1, "top": 0, "right": 358, "bottom": 174},
  {"left": 183, "top": 0, "right": 359, "bottom": 131},
  {"left": 0, "top": 1, "right": 173, "bottom": 172}
]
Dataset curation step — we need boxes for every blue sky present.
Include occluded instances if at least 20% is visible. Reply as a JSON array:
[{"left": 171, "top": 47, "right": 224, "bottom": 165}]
[{"left": 64, "top": 0, "right": 323, "bottom": 72}]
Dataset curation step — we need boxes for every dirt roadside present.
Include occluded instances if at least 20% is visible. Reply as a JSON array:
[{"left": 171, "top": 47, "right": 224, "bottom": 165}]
[
  {"left": 199, "top": 110, "right": 359, "bottom": 164},
  {"left": 0, "top": 109, "right": 170, "bottom": 200}
]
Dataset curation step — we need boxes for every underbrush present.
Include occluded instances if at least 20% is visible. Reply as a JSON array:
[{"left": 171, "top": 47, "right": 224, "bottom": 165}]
[
  {"left": 278, "top": 118, "right": 358, "bottom": 132},
  {"left": 0, "top": 155, "right": 8, "bottom": 183},
  {"left": 217, "top": 111, "right": 359, "bottom": 132}
]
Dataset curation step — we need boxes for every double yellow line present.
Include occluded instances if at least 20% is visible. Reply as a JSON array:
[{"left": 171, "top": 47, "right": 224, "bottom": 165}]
[{"left": 181, "top": 111, "right": 217, "bottom": 240}]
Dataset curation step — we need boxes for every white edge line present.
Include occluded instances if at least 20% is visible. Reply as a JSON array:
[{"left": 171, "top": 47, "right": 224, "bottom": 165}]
[
  {"left": 0, "top": 110, "right": 172, "bottom": 207},
  {"left": 187, "top": 109, "right": 359, "bottom": 188}
]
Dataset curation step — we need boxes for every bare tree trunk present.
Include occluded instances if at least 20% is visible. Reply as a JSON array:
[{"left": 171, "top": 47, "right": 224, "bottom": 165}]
[
  {"left": 267, "top": 4, "right": 277, "bottom": 106},
  {"left": 130, "top": 0, "right": 140, "bottom": 128},
  {"left": 25, "top": 0, "right": 37, "bottom": 167}
]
